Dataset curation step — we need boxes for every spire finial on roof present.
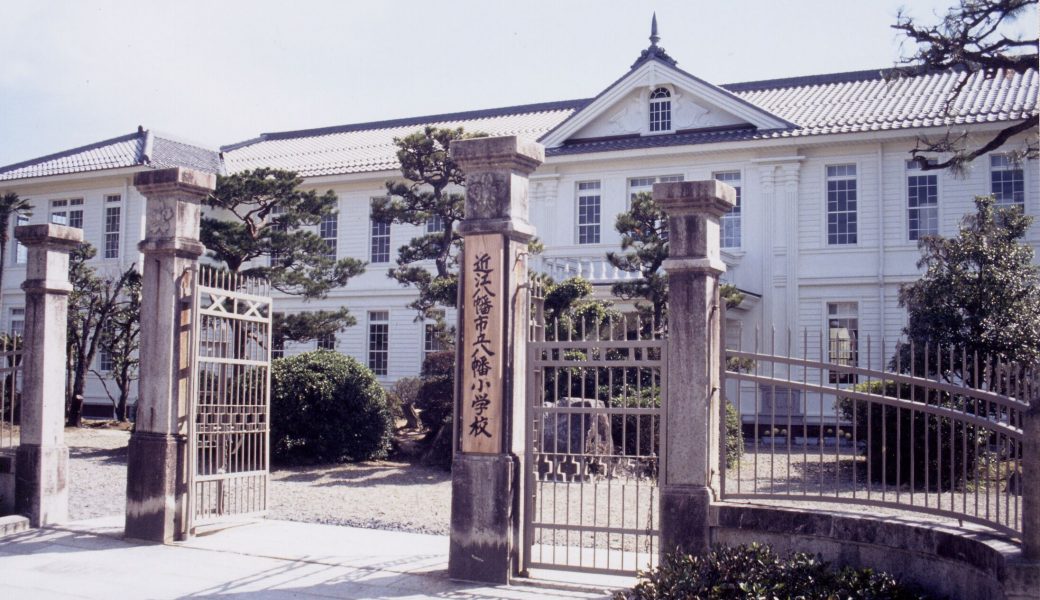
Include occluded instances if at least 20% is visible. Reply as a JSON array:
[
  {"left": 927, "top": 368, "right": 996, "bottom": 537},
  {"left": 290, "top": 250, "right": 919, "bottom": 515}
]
[{"left": 631, "top": 12, "right": 677, "bottom": 69}]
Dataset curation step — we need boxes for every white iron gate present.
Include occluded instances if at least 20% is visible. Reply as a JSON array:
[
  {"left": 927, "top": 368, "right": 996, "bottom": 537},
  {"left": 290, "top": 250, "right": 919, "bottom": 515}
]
[
  {"left": 524, "top": 283, "right": 664, "bottom": 575},
  {"left": 187, "top": 266, "right": 272, "bottom": 533}
]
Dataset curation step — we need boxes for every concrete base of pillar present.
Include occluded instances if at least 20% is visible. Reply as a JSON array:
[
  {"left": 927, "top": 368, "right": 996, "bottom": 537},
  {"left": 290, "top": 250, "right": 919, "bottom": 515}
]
[
  {"left": 14, "top": 444, "right": 69, "bottom": 527},
  {"left": 449, "top": 453, "right": 516, "bottom": 584},
  {"left": 660, "top": 484, "right": 713, "bottom": 558},
  {"left": 125, "top": 432, "right": 185, "bottom": 543}
]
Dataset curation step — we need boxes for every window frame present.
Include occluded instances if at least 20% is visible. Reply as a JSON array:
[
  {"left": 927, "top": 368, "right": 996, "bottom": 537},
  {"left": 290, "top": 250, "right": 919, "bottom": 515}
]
[
  {"left": 825, "top": 300, "right": 859, "bottom": 385},
  {"left": 648, "top": 86, "right": 673, "bottom": 134},
  {"left": 8, "top": 307, "right": 24, "bottom": 337},
  {"left": 370, "top": 200, "right": 391, "bottom": 264},
  {"left": 103, "top": 201, "right": 121, "bottom": 260},
  {"left": 713, "top": 170, "right": 743, "bottom": 249},
  {"left": 905, "top": 161, "right": 940, "bottom": 242},
  {"left": 316, "top": 331, "right": 337, "bottom": 351},
  {"left": 575, "top": 180, "right": 602, "bottom": 245},
  {"left": 825, "top": 163, "right": 859, "bottom": 246},
  {"left": 989, "top": 154, "right": 1026, "bottom": 209},
  {"left": 423, "top": 311, "right": 447, "bottom": 362},
  {"left": 367, "top": 310, "right": 390, "bottom": 377},
  {"left": 14, "top": 214, "right": 29, "bottom": 264},
  {"left": 319, "top": 211, "right": 338, "bottom": 259}
]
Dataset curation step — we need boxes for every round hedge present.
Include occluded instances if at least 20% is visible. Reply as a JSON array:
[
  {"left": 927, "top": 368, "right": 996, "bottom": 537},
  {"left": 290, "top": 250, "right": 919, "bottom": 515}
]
[{"left": 271, "top": 350, "right": 394, "bottom": 464}]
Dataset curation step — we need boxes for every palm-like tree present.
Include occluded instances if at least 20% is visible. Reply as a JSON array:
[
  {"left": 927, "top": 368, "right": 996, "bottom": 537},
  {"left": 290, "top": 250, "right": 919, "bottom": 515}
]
[{"left": 0, "top": 192, "right": 34, "bottom": 322}]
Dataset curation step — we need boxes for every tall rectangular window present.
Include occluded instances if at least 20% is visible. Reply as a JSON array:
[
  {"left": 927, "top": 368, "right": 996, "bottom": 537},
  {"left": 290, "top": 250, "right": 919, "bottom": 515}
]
[
  {"left": 424, "top": 326, "right": 446, "bottom": 362},
  {"left": 9, "top": 307, "right": 24, "bottom": 337},
  {"left": 990, "top": 154, "right": 1024, "bottom": 207},
  {"left": 827, "top": 302, "right": 859, "bottom": 384},
  {"left": 649, "top": 87, "right": 672, "bottom": 132},
  {"left": 826, "top": 164, "right": 857, "bottom": 245},
  {"left": 370, "top": 201, "right": 391, "bottom": 264},
  {"left": 50, "top": 198, "right": 83, "bottom": 229},
  {"left": 576, "top": 181, "right": 601, "bottom": 244},
  {"left": 320, "top": 212, "right": 338, "bottom": 259},
  {"left": 104, "top": 202, "right": 121, "bottom": 259},
  {"left": 426, "top": 215, "right": 446, "bottom": 235},
  {"left": 272, "top": 313, "right": 285, "bottom": 359},
  {"left": 14, "top": 215, "right": 29, "bottom": 264},
  {"left": 907, "top": 161, "right": 938, "bottom": 240},
  {"left": 714, "top": 171, "right": 742, "bottom": 248},
  {"left": 268, "top": 204, "right": 286, "bottom": 267},
  {"left": 368, "top": 311, "right": 389, "bottom": 376}
]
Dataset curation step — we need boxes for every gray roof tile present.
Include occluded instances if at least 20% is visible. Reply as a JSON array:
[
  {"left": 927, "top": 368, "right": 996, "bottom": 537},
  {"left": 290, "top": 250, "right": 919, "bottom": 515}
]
[{"left": 0, "top": 130, "right": 221, "bottom": 182}]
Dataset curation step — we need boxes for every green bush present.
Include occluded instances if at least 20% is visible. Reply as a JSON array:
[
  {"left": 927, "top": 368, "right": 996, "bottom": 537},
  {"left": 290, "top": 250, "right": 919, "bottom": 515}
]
[
  {"left": 270, "top": 350, "right": 394, "bottom": 464},
  {"left": 838, "top": 380, "right": 984, "bottom": 489},
  {"left": 724, "top": 401, "right": 743, "bottom": 468},
  {"left": 615, "top": 543, "right": 929, "bottom": 600},
  {"left": 415, "top": 351, "right": 455, "bottom": 432},
  {"left": 387, "top": 376, "right": 423, "bottom": 422}
]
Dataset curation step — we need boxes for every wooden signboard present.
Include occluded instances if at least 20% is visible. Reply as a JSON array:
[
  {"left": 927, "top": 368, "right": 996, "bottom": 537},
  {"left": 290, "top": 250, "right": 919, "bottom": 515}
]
[{"left": 460, "top": 234, "right": 505, "bottom": 453}]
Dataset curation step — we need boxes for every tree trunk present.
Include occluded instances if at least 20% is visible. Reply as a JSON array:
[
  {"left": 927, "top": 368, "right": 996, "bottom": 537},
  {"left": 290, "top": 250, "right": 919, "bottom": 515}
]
[{"left": 67, "top": 361, "right": 87, "bottom": 427}]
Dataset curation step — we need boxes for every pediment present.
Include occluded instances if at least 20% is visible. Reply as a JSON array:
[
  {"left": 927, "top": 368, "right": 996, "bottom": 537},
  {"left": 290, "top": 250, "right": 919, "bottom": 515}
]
[{"left": 541, "top": 58, "right": 794, "bottom": 148}]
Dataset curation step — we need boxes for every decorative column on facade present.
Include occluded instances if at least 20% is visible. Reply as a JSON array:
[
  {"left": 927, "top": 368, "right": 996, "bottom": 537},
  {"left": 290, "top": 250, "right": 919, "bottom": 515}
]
[
  {"left": 14, "top": 224, "right": 82, "bottom": 527},
  {"left": 655, "top": 180, "right": 736, "bottom": 556},
  {"left": 777, "top": 161, "right": 802, "bottom": 343},
  {"left": 447, "top": 136, "right": 544, "bottom": 584},
  {"left": 125, "top": 167, "right": 215, "bottom": 543}
]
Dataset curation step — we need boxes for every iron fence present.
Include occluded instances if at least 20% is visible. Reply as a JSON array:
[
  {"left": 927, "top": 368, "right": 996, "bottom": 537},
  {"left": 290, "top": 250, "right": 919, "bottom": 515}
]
[
  {"left": 0, "top": 335, "right": 23, "bottom": 450},
  {"left": 721, "top": 323, "right": 1034, "bottom": 539}
]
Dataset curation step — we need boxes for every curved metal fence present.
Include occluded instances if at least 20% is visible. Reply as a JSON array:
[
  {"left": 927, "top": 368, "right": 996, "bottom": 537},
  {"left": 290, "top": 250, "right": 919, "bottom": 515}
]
[{"left": 721, "top": 324, "right": 1033, "bottom": 539}]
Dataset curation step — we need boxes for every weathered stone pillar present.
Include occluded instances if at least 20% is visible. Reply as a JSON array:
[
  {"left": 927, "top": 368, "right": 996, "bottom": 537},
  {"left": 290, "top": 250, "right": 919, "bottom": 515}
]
[
  {"left": 655, "top": 180, "right": 735, "bottom": 557},
  {"left": 1023, "top": 405, "right": 1040, "bottom": 561},
  {"left": 125, "top": 167, "right": 214, "bottom": 542},
  {"left": 448, "top": 136, "right": 543, "bottom": 584},
  {"left": 14, "top": 224, "right": 82, "bottom": 527}
]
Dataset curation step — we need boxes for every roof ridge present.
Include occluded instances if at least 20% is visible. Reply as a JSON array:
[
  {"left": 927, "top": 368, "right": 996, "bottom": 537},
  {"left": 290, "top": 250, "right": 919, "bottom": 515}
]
[
  {"left": 0, "top": 130, "right": 143, "bottom": 174},
  {"left": 223, "top": 98, "right": 593, "bottom": 151},
  {"left": 718, "top": 63, "right": 973, "bottom": 92}
]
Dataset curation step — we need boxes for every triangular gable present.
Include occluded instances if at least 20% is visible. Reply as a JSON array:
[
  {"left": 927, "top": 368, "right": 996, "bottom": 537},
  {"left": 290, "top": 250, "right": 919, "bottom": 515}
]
[{"left": 540, "top": 56, "right": 796, "bottom": 149}]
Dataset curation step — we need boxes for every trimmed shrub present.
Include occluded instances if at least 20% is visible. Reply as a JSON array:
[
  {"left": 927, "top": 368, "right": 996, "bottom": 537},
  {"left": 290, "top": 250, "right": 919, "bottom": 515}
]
[
  {"left": 724, "top": 401, "right": 743, "bottom": 468},
  {"left": 387, "top": 376, "right": 423, "bottom": 422},
  {"left": 415, "top": 351, "right": 455, "bottom": 432},
  {"left": 615, "top": 543, "right": 930, "bottom": 600},
  {"left": 271, "top": 350, "right": 394, "bottom": 464}
]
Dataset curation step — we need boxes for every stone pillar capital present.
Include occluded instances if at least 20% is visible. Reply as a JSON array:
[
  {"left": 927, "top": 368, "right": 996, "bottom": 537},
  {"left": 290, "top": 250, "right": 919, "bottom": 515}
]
[
  {"left": 450, "top": 136, "right": 544, "bottom": 241},
  {"left": 16, "top": 224, "right": 82, "bottom": 296},
  {"left": 14, "top": 223, "right": 83, "bottom": 251},
  {"left": 654, "top": 180, "right": 736, "bottom": 219},
  {"left": 134, "top": 167, "right": 215, "bottom": 258}
]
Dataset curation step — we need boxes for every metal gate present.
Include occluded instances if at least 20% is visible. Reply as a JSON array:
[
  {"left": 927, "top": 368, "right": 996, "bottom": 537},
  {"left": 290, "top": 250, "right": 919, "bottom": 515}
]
[
  {"left": 524, "top": 283, "right": 664, "bottom": 575},
  {"left": 187, "top": 266, "right": 272, "bottom": 533}
]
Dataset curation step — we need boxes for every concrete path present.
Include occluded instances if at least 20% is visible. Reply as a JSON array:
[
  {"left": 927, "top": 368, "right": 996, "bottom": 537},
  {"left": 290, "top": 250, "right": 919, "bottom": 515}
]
[{"left": 0, "top": 517, "right": 617, "bottom": 599}]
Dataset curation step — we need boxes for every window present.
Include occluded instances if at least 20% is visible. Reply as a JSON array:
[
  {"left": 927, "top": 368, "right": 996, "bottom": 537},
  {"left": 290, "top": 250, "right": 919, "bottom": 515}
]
[
  {"left": 714, "top": 171, "right": 742, "bottom": 248},
  {"left": 990, "top": 155, "right": 1024, "bottom": 207},
  {"left": 906, "top": 161, "right": 938, "bottom": 240},
  {"left": 627, "top": 174, "right": 683, "bottom": 205},
  {"left": 424, "top": 319, "right": 446, "bottom": 361},
  {"left": 317, "top": 332, "right": 336, "bottom": 350},
  {"left": 649, "top": 87, "right": 672, "bottom": 132},
  {"left": 50, "top": 198, "right": 83, "bottom": 229},
  {"left": 320, "top": 212, "right": 338, "bottom": 259},
  {"left": 426, "top": 215, "right": 446, "bottom": 235},
  {"left": 827, "top": 302, "right": 859, "bottom": 384},
  {"left": 370, "top": 201, "right": 391, "bottom": 264},
  {"left": 104, "top": 204, "right": 121, "bottom": 259},
  {"left": 368, "top": 311, "right": 389, "bottom": 376},
  {"left": 576, "top": 181, "right": 601, "bottom": 244},
  {"left": 268, "top": 204, "right": 286, "bottom": 266},
  {"left": 9, "top": 307, "right": 24, "bottom": 337},
  {"left": 98, "top": 348, "right": 114, "bottom": 372},
  {"left": 14, "top": 214, "right": 28, "bottom": 264},
  {"left": 826, "top": 164, "right": 857, "bottom": 245},
  {"left": 272, "top": 312, "right": 285, "bottom": 359}
]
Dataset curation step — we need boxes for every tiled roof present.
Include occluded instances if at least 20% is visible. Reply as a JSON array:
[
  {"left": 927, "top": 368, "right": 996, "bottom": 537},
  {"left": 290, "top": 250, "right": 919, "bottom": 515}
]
[
  {"left": 220, "top": 100, "right": 589, "bottom": 177},
  {"left": 551, "top": 66, "right": 1038, "bottom": 156},
  {"left": 0, "top": 129, "right": 221, "bottom": 182}
]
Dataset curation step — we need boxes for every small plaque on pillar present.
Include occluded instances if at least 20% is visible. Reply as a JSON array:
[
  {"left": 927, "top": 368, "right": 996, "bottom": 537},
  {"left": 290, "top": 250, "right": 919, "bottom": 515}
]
[{"left": 461, "top": 234, "right": 505, "bottom": 453}]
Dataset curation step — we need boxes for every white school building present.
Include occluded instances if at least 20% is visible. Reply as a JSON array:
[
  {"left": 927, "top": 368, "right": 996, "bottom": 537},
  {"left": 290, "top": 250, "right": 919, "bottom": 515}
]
[{"left": 1, "top": 29, "right": 1036, "bottom": 418}]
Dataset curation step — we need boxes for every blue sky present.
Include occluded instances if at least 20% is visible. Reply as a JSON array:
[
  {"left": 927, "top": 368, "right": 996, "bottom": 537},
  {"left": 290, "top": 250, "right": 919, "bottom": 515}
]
[{"left": 1, "top": 0, "right": 1033, "bottom": 167}]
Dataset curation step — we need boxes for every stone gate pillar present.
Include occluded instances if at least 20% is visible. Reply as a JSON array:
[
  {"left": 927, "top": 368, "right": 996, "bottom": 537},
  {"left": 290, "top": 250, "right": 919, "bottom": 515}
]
[
  {"left": 14, "top": 224, "right": 82, "bottom": 527},
  {"left": 448, "top": 136, "right": 543, "bottom": 583},
  {"left": 125, "top": 167, "right": 214, "bottom": 542},
  {"left": 655, "top": 180, "right": 735, "bottom": 557}
]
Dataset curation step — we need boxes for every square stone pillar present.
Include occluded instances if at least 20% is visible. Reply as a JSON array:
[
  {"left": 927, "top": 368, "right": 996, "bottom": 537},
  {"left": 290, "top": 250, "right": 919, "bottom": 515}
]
[
  {"left": 125, "top": 167, "right": 214, "bottom": 543},
  {"left": 1023, "top": 405, "right": 1040, "bottom": 561},
  {"left": 448, "top": 136, "right": 543, "bottom": 584},
  {"left": 655, "top": 180, "right": 735, "bottom": 557},
  {"left": 14, "top": 224, "right": 82, "bottom": 527}
]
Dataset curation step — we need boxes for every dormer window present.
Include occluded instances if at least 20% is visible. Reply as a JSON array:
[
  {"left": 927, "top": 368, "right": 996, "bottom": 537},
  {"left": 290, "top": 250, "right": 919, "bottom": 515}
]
[{"left": 649, "top": 87, "right": 672, "bottom": 132}]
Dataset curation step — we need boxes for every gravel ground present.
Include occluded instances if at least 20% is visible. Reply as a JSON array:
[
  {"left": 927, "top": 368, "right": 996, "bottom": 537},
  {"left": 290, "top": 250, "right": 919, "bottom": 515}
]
[{"left": 64, "top": 427, "right": 452, "bottom": 534}]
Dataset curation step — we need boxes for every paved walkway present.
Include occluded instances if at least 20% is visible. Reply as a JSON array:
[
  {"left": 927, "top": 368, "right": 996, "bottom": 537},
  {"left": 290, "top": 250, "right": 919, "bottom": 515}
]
[{"left": 0, "top": 517, "right": 617, "bottom": 599}]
